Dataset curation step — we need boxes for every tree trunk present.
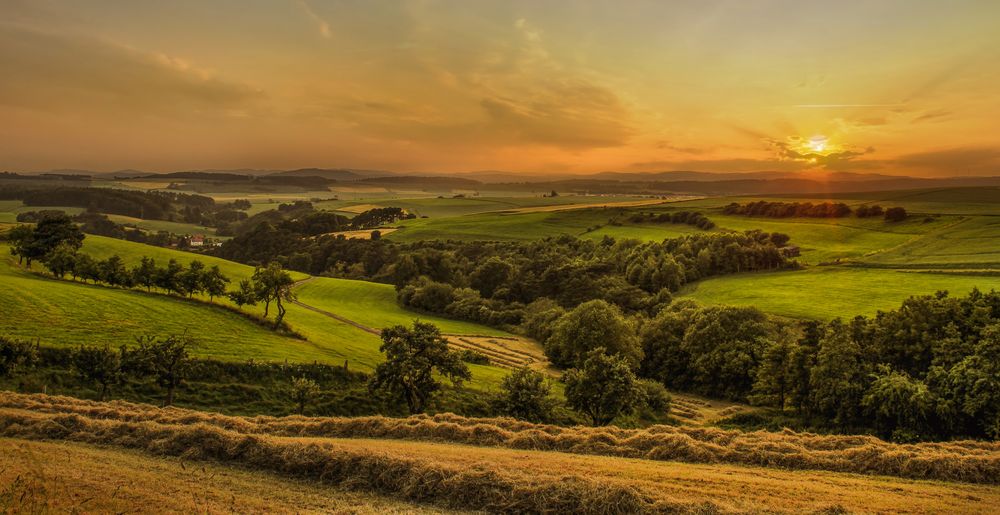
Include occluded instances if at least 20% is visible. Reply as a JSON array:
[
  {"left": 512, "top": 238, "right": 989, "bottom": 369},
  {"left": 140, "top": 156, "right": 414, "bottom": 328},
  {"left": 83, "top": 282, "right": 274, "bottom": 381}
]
[
  {"left": 99, "top": 383, "right": 108, "bottom": 402},
  {"left": 166, "top": 385, "right": 175, "bottom": 406}
]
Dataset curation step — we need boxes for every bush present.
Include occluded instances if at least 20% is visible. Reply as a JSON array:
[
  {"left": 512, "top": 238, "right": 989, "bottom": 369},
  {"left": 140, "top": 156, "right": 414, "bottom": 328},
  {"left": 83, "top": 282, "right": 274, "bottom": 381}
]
[{"left": 492, "top": 367, "right": 555, "bottom": 423}]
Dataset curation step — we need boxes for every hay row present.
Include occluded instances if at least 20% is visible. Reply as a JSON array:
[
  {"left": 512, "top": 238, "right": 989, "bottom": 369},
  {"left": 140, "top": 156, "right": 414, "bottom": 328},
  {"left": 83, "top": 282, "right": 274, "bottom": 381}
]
[
  {"left": 0, "top": 409, "right": 712, "bottom": 515},
  {"left": 3, "top": 392, "right": 998, "bottom": 485},
  {"left": 456, "top": 337, "right": 537, "bottom": 362}
]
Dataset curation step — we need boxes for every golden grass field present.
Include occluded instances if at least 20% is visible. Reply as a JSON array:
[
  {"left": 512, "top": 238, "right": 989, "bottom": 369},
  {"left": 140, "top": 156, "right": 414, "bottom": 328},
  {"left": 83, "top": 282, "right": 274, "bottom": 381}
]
[{"left": 2, "top": 392, "right": 998, "bottom": 514}]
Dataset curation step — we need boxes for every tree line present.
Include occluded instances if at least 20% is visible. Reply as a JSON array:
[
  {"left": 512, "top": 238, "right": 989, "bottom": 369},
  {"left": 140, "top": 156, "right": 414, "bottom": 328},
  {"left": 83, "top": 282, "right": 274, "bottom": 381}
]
[
  {"left": 539, "top": 289, "right": 1000, "bottom": 440},
  {"left": 723, "top": 201, "right": 907, "bottom": 221},
  {"left": 6, "top": 213, "right": 297, "bottom": 327},
  {"left": 619, "top": 210, "right": 715, "bottom": 230}
]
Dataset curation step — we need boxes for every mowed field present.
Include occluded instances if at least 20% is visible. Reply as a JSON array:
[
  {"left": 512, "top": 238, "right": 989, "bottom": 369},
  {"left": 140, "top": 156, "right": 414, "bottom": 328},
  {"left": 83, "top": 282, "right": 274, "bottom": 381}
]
[{"left": 2, "top": 392, "right": 997, "bottom": 514}]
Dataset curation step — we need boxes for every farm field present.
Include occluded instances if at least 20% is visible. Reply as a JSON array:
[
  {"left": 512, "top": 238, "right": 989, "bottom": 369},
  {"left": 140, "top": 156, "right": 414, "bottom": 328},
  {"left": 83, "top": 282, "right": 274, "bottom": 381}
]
[
  {"left": 294, "top": 277, "right": 510, "bottom": 337},
  {"left": 0, "top": 439, "right": 442, "bottom": 514},
  {"left": 2, "top": 392, "right": 997, "bottom": 514},
  {"left": 680, "top": 267, "right": 1000, "bottom": 320},
  {"left": 104, "top": 214, "right": 220, "bottom": 238}
]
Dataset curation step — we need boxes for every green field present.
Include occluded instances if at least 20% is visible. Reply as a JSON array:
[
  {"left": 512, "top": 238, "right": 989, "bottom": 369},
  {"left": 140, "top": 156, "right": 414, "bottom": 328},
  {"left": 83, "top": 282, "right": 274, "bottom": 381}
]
[
  {"left": 104, "top": 214, "right": 220, "bottom": 238},
  {"left": 1, "top": 234, "right": 511, "bottom": 386},
  {"left": 295, "top": 277, "right": 511, "bottom": 336},
  {"left": 681, "top": 267, "right": 1000, "bottom": 320}
]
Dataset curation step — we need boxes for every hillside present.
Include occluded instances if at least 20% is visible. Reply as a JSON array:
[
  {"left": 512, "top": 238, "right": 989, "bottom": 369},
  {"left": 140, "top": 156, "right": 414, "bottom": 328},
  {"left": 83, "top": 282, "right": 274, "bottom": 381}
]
[
  {"left": 1, "top": 233, "right": 517, "bottom": 387},
  {"left": 2, "top": 392, "right": 997, "bottom": 514}
]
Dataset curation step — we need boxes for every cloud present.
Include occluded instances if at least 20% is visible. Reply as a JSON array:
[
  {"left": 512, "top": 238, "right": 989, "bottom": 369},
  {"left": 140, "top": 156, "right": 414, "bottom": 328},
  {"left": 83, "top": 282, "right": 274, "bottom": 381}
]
[
  {"left": 295, "top": 0, "right": 331, "bottom": 39},
  {"left": 0, "top": 25, "right": 262, "bottom": 118},
  {"left": 768, "top": 138, "right": 875, "bottom": 170}
]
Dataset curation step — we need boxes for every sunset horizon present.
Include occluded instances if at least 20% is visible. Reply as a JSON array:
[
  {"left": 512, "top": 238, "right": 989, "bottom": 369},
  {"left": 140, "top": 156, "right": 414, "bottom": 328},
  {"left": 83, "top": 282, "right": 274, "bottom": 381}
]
[{"left": 3, "top": 0, "right": 999, "bottom": 177}]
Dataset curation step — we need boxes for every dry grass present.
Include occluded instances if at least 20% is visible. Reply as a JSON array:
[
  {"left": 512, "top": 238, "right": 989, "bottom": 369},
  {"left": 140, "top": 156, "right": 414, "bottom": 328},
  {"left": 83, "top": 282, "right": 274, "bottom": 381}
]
[
  {"left": 0, "top": 410, "right": 699, "bottom": 514},
  {"left": 2, "top": 394, "right": 999, "bottom": 513},
  {"left": 0, "top": 438, "right": 452, "bottom": 514},
  {"left": 3, "top": 392, "right": 998, "bottom": 486}
]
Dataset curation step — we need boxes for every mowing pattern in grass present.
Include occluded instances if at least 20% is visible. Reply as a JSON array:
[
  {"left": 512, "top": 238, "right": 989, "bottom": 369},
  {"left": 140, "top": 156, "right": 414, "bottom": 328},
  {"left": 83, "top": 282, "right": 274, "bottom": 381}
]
[
  {"left": 0, "top": 258, "right": 349, "bottom": 363},
  {"left": 294, "top": 276, "right": 512, "bottom": 336}
]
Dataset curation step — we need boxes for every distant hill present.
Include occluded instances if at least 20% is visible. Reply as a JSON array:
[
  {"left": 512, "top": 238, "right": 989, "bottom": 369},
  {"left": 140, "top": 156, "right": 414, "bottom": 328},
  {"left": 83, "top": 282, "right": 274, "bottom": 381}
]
[{"left": 270, "top": 168, "right": 390, "bottom": 180}]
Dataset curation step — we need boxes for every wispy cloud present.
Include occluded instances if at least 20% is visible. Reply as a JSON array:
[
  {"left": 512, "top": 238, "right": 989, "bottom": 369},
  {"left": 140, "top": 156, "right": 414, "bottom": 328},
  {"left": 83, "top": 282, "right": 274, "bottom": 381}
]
[{"left": 295, "top": 0, "right": 331, "bottom": 39}]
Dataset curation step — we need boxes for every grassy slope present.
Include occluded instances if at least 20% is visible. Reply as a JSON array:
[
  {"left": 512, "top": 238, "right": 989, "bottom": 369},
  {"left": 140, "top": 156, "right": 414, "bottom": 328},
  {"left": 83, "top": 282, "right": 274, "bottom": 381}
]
[
  {"left": 0, "top": 438, "right": 446, "bottom": 514},
  {"left": 104, "top": 214, "right": 220, "bottom": 237},
  {"left": 294, "top": 277, "right": 511, "bottom": 336},
  {"left": 5, "top": 232, "right": 510, "bottom": 385},
  {"left": 0, "top": 257, "right": 347, "bottom": 363}
]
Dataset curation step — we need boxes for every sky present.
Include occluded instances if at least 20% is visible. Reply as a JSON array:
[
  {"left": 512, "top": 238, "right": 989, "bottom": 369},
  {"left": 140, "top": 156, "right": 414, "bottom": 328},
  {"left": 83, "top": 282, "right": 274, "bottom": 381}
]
[{"left": 1, "top": 0, "right": 999, "bottom": 176}]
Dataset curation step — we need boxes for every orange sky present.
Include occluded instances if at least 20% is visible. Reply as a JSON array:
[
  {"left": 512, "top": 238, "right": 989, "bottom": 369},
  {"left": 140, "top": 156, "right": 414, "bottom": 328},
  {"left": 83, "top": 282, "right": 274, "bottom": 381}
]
[{"left": 2, "top": 0, "right": 999, "bottom": 176}]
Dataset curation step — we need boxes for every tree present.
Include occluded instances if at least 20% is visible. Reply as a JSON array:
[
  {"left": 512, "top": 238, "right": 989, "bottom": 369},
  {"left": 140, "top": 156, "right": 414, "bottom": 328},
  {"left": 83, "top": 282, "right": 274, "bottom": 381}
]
[
  {"left": 368, "top": 321, "right": 471, "bottom": 414},
  {"left": 228, "top": 279, "right": 258, "bottom": 310},
  {"left": 492, "top": 367, "right": 555, "bottom": 422},
  {"left": 884, "top": 207, "right": 907, "bottom": 222},
  {"left": 937, "top": 324, "right": 1000, "bottom": 438},
  {"left": 71, "top": 344, "right": 123, "bottom": 401},
  {"left": 808, "top": 320, "right": 869, "bottom": 428},
  {"left": 545, "top": 300, "right": 641, "bottom": 369},
  {"left": 681, "top": 305, "right": 775, "bottom": 401},
  {"left": 861, "top": 365, "right": 934, "bottom": 440},
  {"left": 42, "top": 242, "right": 78, "bottom": 278},
  {"left": 180, "top": 260, "right": 206, "bottom": 297},
  {"left": 98, "top": 255, "right": 131, "bottom": 287},
  {"left": 0, "top": 337, "right": 37, "bottom": 378},
  {"left": 290, "top": 376, "right": 320, "bottom": 415},
  {"left": 563, "top": 349, "right": 642, "bottom": 426},
  {"left": 750, "top": 334, "right": 798, "bottom": 410},
  {"left": 470, "top": 257, "right": 514, "bottom": 299},
  {"left": 252, "top": 262, "right": 296, "bottom": 325},
  {"left": 7, "top": 224, "right": 34, "bottom": 265},
  {"left": 369, "top": 230, "right": 381, "bottom": 241},
  {"left": 73, "top": 253, "right": 100, "bottom": 283},
  {"left": 131, "top": 335, "right": 193, "bottom": 406},
  {"left": 157, "top": 259, "right": 186, "bottom": 295},
  {"left": 639, "top": 302, "right": 698, "bottom": 390},
  {"left": 7, "top": 214, "right": 84, "bottom": 268},
  {"left": 132, "top": 256, "right": 158, "bottom": 291},
  {"left": 202, "top": 265, "right": 229, "bottom": 302}
]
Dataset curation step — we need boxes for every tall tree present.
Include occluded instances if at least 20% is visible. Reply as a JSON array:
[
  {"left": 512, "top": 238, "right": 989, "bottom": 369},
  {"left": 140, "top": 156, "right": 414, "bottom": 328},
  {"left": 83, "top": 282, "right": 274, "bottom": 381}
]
[
  {"left": 563, "top": 349, "right": 643, "bottom": 426},
  {"left": 368, "top": 321, "right": 470, "bottom": 414},
  {"left": 202, "top": 265, "right": 230, "bottom": 302},
  {"left": 42, "top": 242, "right": 78, "bottom": 278},
  {"left": 252, "top": 262, "right": 296, "bottom": 326},
  {"left": 131, "top": 335, "right": 193, "bottom": 406},
  {"left": 545, "top": 300, "right": 641, "bottom": 369},
  {"left": 132, "top": 256, "right": 158, "bottom": 292}
]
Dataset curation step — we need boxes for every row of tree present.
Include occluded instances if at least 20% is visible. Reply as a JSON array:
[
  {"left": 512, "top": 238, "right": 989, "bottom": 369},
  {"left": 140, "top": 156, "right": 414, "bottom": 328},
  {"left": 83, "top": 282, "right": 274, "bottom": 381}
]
[
  {"left": 0, "top": 335, "right": 192, "bottom": 405},
  {"left": 6, "top": 213, "right": 297, "bottom": 327},
  {"left": 621, "top": 210, "right": 716, "bottom": 230},
  {"left": 723, "top": 201, "right": 908, "bottom": 221}
]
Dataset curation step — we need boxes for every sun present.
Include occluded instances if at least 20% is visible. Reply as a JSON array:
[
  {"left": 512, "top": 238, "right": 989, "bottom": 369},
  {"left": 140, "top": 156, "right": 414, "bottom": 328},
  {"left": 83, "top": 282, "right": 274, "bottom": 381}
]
[{"left": 806, "top": 135, "right": 828, "bottom": 153}]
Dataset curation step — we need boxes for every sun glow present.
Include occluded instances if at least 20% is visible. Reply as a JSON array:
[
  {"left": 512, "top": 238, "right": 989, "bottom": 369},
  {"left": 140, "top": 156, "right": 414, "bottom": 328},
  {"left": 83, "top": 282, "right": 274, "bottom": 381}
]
[{"left": 806, "top": 135, "right": 828, "bottom": 153}]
